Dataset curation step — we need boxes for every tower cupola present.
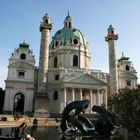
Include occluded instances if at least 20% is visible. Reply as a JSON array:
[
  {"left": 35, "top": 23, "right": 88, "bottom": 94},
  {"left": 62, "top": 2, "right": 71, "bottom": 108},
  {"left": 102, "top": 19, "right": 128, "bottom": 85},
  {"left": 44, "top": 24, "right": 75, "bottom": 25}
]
[
  {"left": 105, "top": 25, "right": 118, "bottom": 41},
  {"left": 40, "top": 13, "right": 52, "bottom": 31},
  {"left": 43, "top": 13, "right": 51, "bottom": 24},
  {"left": 108, "top": 25, "right": 114, "bottom": 35},
  {"left": 64, "top": 12, "right": 73, "bottom": 28}
]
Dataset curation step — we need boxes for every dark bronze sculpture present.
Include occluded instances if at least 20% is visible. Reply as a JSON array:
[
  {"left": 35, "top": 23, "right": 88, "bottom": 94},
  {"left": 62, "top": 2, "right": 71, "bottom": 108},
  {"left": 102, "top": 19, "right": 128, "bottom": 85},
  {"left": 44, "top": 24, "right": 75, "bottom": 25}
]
[{"left": 60, "top": 100, "right": 115, "bottom": 137}]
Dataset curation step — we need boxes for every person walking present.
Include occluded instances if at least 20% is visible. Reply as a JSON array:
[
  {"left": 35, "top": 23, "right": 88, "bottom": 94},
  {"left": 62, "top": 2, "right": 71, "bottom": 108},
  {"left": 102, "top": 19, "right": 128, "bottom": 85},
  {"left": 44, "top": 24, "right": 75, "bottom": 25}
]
[{"left": 15, "top": 122, "right": 27, "bottom": 140}]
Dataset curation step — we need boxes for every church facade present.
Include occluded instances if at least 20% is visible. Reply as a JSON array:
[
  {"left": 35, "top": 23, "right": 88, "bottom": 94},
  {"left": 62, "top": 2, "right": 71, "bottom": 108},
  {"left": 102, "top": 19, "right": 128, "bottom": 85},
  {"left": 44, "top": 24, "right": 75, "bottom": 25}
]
[
  {"left": 3, "top": 13, "right": 138, "bottom": 115},
  {"left": 3, "top": 43, "right": 35, "bottom": 115}
]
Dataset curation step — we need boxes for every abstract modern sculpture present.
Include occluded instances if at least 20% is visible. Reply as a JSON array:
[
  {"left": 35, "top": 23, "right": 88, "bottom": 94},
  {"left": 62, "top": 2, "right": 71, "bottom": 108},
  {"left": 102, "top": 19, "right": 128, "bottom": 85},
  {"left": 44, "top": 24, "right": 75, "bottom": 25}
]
[{"left": 60, "top": 100, "right": 116, "bottom": 137}]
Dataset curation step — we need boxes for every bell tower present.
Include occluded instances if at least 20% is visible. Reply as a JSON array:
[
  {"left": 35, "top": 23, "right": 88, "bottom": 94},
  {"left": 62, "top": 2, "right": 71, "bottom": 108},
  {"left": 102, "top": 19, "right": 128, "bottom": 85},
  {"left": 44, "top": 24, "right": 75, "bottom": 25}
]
[
  {"left": 105, "top": 25, "right": 118, "bottom": 95},
  {"left": 38, "top": 13, "right": 52, "bottom": 93}
]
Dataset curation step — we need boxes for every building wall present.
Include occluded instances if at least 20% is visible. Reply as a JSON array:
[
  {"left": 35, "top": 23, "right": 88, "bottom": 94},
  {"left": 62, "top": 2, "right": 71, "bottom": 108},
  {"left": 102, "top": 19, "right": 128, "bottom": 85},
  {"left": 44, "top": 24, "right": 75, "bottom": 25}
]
[
  {"left": 49, "top": 45, "right": 90, "bottom": 69},
  {"left": 3, "top": 43, "right": 35, "bottom": 115},
  {"left": 117, "top": 57, "right": 138, "bottom": 90}
]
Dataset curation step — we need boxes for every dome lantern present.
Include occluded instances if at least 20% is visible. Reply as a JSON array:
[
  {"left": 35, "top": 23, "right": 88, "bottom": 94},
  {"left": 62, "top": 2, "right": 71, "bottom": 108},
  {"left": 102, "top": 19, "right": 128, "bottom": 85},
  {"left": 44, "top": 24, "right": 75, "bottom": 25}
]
[
  {"left": 50, "top": 13, "right": 89, "bottom": 50},
  {"left": 64, "top": 12, "right": 73, "bottom": 28}
]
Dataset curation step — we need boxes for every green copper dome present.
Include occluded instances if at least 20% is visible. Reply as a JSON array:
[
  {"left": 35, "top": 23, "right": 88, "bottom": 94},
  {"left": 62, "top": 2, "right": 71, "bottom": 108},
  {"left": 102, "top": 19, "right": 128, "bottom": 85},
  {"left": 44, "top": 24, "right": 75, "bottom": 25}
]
[
  {"left": 50, "top": 27, "right": 88, "bottom": 48},
  {"left": 50, "top": 13, "right": 88, "bottom": 49}
]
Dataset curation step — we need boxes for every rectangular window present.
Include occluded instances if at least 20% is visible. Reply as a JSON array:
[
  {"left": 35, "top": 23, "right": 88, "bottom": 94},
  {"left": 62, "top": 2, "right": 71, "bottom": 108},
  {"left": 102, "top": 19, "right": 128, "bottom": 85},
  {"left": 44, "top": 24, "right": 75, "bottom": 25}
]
[
  {"left": 126, "top": 80, "right": 131, "bottom": 86},
  {"left": 18, "top": 72, "right": 25, "bottom": 78},
  {"left": 55, "top": 75, "right": 59, "bottom": 80}
]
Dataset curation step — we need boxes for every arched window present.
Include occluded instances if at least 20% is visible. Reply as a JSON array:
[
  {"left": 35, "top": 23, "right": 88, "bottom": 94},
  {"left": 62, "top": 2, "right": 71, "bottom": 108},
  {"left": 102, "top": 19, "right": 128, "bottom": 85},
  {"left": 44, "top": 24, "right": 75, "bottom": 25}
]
[
  {"left": 20, "top": 53, "right": 26, "bottom": 59},
  {"left": 45, "top": 19, "right": 48, "bottom": 24},
  {"left": 54, "top": 57, "right": 58, "bottom": 68},
  {"left": 53, "top": 91, "right": 58, "bottom": 100},
  {"left": 126, "top": 65, "right": 130, "bottom": 71},
  {"left": 111, "top": 30, "right": 114, "bottom": 34},
  {"left": 65, "top": 22, "right": 67, "bottom": 27},
  {"left": 69, "top": 22, "right": 71, "bottom": 27},
  {"left": 13, "top": 93, "right": 24, "bottom": 115},
  {"left": 73, "top": 55, "right": 78, "bottom": 66}
]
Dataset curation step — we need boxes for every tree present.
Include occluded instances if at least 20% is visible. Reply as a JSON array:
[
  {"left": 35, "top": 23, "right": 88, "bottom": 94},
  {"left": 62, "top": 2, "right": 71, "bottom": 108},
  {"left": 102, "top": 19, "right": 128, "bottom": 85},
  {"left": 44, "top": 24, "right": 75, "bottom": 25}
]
[
  {"left": 108, "top": 88, "right": 140, "bottom": 139},
  {"left": 0, "top": 88, "right": 5, "bottom": 113}
]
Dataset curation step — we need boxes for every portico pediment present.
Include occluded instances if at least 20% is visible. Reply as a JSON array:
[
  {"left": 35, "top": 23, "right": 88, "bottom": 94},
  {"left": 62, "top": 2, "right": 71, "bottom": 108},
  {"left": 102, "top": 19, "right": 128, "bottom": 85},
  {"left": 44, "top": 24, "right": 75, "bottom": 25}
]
[{"left": 63, "top": 73, "right": 107, "bottom": 86}]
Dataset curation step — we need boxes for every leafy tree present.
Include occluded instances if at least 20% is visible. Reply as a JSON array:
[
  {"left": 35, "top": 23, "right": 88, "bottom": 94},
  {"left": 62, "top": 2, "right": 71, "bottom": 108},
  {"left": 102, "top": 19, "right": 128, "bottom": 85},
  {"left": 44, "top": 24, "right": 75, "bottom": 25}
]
[{"left": 108, "top": 88, "right": 140, "bottom": 139}]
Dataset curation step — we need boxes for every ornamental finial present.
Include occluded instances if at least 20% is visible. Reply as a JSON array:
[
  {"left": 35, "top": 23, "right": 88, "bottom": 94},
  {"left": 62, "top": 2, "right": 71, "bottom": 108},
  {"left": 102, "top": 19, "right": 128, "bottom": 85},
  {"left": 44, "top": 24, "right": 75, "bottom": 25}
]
[{"left": 67, "top": 10, "right": 70, "bottom": 16}]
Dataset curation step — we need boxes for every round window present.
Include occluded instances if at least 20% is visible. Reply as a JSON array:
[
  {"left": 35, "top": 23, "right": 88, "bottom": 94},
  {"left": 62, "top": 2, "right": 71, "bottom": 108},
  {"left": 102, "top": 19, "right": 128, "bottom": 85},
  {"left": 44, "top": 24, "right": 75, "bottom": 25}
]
[{"left": 73, "top": 39, "right": 78, "bottom": 45}]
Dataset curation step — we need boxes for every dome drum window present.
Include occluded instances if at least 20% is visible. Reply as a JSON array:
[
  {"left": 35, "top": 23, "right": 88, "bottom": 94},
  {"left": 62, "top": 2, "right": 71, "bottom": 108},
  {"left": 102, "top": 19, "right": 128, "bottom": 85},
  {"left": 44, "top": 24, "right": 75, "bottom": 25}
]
[{"left": 73, "top": 55, "right": 78, "bottom": 66}]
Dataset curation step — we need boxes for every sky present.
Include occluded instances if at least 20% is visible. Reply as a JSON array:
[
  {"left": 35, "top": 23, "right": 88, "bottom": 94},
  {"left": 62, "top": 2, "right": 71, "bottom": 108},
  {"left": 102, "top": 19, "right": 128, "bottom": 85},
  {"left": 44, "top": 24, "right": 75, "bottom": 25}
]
[{"left": 0, "top": 0, "right": 140, "bottom": 88}]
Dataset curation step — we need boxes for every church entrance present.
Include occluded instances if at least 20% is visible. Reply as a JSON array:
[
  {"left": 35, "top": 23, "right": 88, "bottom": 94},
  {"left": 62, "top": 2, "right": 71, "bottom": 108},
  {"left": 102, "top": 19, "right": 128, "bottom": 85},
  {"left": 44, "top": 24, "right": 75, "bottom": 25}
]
[{"left": 13, "top": 93, "right": 25, "bottom": 115}]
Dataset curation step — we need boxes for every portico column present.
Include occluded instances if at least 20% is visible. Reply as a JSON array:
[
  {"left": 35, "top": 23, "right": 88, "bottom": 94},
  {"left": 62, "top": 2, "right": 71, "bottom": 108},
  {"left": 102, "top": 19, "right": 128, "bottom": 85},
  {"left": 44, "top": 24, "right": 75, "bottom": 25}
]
[
  {"left": 80, "top": 89, "right": 82, "bottom": 100},
  {"left": 100, "top": 90, "right": 103, "bottom": 105},
  {"left": 97, "top": 90, "right": 100, "bottom": 106},
  {"left": 64, "top": 88, "right": 67, "bottom": 108},
  {"left": 90, "top": 89, "right": 93, "bottom": 114},
  {"left": 104, "top": 90, "right": 108, "bottom": 108},
  {"left": 93, "top": 93, "right": 96, "bottom": 106},
  {"left": 72, "top": 88, "right": 75, "bottom": 101}
]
